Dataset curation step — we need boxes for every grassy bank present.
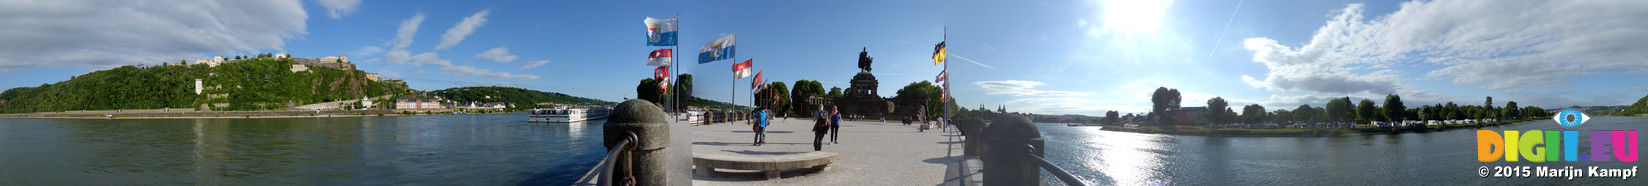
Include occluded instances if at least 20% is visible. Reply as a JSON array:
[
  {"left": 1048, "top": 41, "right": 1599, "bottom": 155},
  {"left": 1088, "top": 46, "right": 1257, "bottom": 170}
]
[
  {"left": 1104, "top": 117, "right": 1550, "bottom": 137},
  {"left": 1101, "top": 125, "right": 1360, "bottom": 137}
]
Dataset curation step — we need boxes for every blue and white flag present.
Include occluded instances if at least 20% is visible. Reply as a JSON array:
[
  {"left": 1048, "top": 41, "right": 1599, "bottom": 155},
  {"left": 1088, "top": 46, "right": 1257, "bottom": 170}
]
[
  {"left": 644, "top": 17, "right": 678, "bottom": 46},
  {"left": 698, "top": 33, "right": 736, "bottom": 63}
]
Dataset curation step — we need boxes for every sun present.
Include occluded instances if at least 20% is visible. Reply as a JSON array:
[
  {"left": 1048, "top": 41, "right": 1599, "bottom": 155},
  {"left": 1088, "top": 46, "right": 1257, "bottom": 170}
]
[{"left": 1100, "top": 0, "right": 1172, "bottom": 34}]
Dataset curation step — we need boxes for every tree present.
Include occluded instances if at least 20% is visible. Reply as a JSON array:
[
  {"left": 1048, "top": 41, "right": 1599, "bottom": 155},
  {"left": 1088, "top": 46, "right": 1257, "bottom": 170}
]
[
  {"left": 790, "top": 80, "right": 825, "bottom": 117},
  {"left": 1503, "top": 101, "right": 1518, "bottom": 119},
  {"left": 756, "top": 82, "right": 790, "bottom": 115},
  {"left": 828, "top": 86, "right": 842, "bottom": 97},
  {"left": 1150, "top": 87, "right": 1181, "bottom": 126},
  {"left": 1271, "top": 109, "right": 1292, "bottom": 124},
  {"left": 1445, "top": 102, "right": 1460, "bottom": 120},
  {"left": 1383, "top": 94, "right": 1405, "bottom": 123},
  {"left": 672, "top": 73, "right": 694, "bottom": 111},
  {"left": 1105, "top": 110, "right": 1120, "bottom": 125},
  {"left": 895, "top": 80, "right": 945, "bottom": 118},
  {"left": 1207, "top": 97, "right": 1229, "bottom": 124},
  {"left": 1356, "top": 98, "right": 1378, "bottom": 122},
  {"left": 1240, "top": 104, "right": 1267, "bottom": 123},
  {"left": 1294, "top": 104, "right": 1315, "bottom": 122},
  {"left": 636, "top": 78, "right": 665, "bottom": 105},
  {"left": 1325, "top": 97, "right": 1351, "bottom": 122},
  {"left": 1484, "top": 96, "right": 1494, "bottom": 120}
]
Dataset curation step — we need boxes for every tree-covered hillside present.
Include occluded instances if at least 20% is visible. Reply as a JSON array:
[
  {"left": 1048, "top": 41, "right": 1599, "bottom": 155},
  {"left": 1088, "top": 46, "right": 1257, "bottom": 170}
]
[
  {"left": 428, "top": 86, "right": 613, "bottom": 108},
  {"left": 0, "top": 57, "right": 410, "bottom": 113}
]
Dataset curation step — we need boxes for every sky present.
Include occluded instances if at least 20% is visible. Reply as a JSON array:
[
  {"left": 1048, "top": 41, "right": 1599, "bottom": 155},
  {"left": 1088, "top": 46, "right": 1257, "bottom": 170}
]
[{"left": 2, "top": 0, "right": 1647, "bottom": 116}]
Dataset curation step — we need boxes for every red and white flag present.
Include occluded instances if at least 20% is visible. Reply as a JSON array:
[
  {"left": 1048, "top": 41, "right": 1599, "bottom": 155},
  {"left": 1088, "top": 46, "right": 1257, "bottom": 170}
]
[
  {"left": 654, "top": 65, "right": 670, "bottom": 79},
  {"left": 935, "top": 70, "right": 947, "bottom": 83},
  {"left": 658, "top": 77, "right": 669, "bottom": 90},
  {"left": 751, "top": 71, "right": 763, "bottom": 89},
  {"left": 732, "top": 59, "right": 753, "bottom": 78},
  {"left": 647, "top": 49, "right": 672, "bottom": 66}
]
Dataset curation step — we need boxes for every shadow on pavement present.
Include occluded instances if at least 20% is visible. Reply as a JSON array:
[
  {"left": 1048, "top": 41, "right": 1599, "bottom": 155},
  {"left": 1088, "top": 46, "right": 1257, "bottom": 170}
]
[{"left": 720, "top": 150, "right": 808, "bottom": 155}]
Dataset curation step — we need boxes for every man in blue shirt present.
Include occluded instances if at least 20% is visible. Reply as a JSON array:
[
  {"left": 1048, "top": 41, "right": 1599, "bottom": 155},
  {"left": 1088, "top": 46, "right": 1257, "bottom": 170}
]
[{"left": 754, "top": 106, "right": 768, "bottom": 146}]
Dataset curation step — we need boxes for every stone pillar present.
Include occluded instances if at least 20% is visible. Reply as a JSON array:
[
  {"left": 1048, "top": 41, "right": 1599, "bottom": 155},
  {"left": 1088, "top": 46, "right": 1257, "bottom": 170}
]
[
  {"left": 956, "top": 118, "right": 987, "bottom": 157},
  {"left": 982, "top": 115, "right": 1044, "bottom": 186},
  {"left": 604, "top": 99, "right": 670, "bottom": 185}
]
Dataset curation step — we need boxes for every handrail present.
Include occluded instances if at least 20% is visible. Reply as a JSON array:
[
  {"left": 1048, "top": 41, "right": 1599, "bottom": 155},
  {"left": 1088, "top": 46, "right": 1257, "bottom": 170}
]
[
  {"left": 585, "top": 131, "right": 638, "bottom": 186},
  {"left": 1026, "top": 145, "right": 1087, "bottom": 186}
]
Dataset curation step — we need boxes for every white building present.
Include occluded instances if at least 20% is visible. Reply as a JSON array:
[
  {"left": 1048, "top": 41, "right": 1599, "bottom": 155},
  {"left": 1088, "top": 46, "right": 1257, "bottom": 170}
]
[
  {"left": 360, "top": 96, "right": 374, "bottom": 109},
  {"left": 194, "top": 79, "right": 203, "bottom": 94}
]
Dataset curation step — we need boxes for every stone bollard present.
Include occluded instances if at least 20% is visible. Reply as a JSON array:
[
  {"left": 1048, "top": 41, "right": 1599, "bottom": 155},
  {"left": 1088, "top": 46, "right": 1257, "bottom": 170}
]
[
  {"left": 604, "top": 99, "right": 670, "bottom": 186},
  {"left": 956, "top": 118, "right": 987, "bottom": 157},
  {"left": 982, "top": 115, "right": 1044, "bottom": 186}
]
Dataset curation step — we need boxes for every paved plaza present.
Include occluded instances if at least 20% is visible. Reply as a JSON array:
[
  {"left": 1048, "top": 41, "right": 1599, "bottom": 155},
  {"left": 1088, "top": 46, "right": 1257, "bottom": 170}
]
[{"left": 686, "top": 117, "right": 968, "bottom": 185}]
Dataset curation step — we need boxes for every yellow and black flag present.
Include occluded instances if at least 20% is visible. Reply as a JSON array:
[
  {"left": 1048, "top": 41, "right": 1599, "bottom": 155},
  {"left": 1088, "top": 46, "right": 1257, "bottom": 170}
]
[{"left": 932, "top": 41, "right": 946, "bottom": 65}]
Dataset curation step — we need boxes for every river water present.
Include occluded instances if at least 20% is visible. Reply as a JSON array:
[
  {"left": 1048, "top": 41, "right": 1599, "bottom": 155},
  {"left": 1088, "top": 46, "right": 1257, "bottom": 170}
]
[
  {"left": 0, "top": 113, "right": 607, "bottom": 185},
  {"left": 1038, "top": 117, "right": 1646, "bottom": 185},
  {"left": 3, "top": 114, "right": 1641, "bottom": 185}
]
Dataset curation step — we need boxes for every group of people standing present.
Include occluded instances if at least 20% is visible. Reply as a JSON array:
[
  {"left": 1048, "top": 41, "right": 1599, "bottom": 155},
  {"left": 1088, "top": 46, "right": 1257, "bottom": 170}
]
[{"left": 749, "top": 105, "right": 841, "bottom": 151}]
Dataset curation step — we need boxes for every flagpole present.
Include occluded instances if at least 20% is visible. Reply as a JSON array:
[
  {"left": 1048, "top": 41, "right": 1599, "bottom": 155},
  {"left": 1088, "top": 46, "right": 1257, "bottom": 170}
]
[
  {"left": 943, "top": 27, "right": 951, "bottom": 123},
  {"left": 672, "top": 15, "right": 680, "bottom": 119}
]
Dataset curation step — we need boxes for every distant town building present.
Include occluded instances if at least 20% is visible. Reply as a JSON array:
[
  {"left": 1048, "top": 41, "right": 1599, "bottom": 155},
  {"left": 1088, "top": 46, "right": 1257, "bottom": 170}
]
[
  {"left": 195, "top": 56, "right": 226, "bottom": 67},
  {"left": 395, "top": 97, "right": 445, "bottom": 109},
  {"left": 1178, "top": 107, "right": 1206, "bottom": 125},
  {"left": 290, "top": 55, "right": 356, "bottom": 70},
  {"left": 364, "top": 73, "right": 380, "bottom": 81},
  {"left": 194, "top": 79, "right": 203, "bottom": 94},
  {"left": 361, "top": 96, "right": 374, "bottom": 109},
  {"left": 274, "top": 53, "right": 288, "bottom": 58},
  {"left": 290, "top": 64, "right": 308, "bottom": 72}
]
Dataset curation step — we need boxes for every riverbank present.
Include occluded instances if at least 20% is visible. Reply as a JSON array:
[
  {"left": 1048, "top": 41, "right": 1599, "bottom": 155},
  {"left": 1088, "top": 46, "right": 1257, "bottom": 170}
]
[
  {"left": 0, "top": 109, "right": 508, "bottom": 119},
  {"left": 1100, "top": 118, "right": 1549, "bottom": 137}
]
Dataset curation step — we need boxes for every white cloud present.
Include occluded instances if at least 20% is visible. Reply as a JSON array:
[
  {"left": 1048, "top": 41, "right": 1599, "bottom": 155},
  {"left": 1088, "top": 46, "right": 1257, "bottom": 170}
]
[
  {"left": 974, "top": 80, "right": 1091, "bottom": 97},
  {"left": 0, "top": 0, "right": 306, "bottom": 72},
  {"left": 408, "top": 52, "right": 537, "bottom": 80},
  {"left": 384, "top": 13, "right": 424, "bottom": 64},
  {"left": 1243, "top": 1, "right": 1648, "bottom": 93},
  {"left": 435, "top": 9, "right": 490, "bottom": 50},
  {"left": 387, "top": 13, "right": 424, "bottom": 51},
  {"left": 474, "top": 47, "right": 518, "bottom": 62},
  {"left": 317, "top": 0, "right": 363, "bottom": 19},
  {"left": 521, "top": 60, "right": 550, "bottom": 70}
]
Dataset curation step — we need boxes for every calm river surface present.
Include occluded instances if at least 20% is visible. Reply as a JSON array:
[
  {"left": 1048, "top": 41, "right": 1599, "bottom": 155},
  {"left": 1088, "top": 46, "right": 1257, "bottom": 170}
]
[
  {"left": 1039, "top": 117, "right": 1647, "bottom": 185},
  {"left": 3, "top": 114, "right": 1642, "bottom": 185},
  {"left": 0, "top": 113, "right": 607, "bottom": 185}
]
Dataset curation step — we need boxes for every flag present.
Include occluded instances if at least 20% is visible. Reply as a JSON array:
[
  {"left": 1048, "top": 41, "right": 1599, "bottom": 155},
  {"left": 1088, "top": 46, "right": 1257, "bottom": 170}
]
[
  {"left": 935, "top": 70, "right": 947, "bottom": 83},
  {"left": 654, "top": 65, "right": 669, "bottom": 79},
  {"left": 647, "top": 49, "right": 672, "bottom": 66},
  {"left": 644, "top": 17, "right": 678, "bottom": 46},
  {"left": 698, "top": 33, "right": 736, "bottom": 63},
  {"left": 751, "top": 71, "right": 763, "bottom": 89},
  {"left": 932, "top": 41, "right": 946, "bottom": 65},
  {"left": 658, "top": 77, "right": 669, "bottom": 90},
  {"left": 732, "top": 59, "right": 752, "bottom": 78}
]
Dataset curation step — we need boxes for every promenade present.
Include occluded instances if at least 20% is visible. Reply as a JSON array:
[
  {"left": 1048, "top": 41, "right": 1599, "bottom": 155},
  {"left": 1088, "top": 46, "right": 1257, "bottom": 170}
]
[{"left": 687, "top": 117, "right": 967, "bottom": 185}]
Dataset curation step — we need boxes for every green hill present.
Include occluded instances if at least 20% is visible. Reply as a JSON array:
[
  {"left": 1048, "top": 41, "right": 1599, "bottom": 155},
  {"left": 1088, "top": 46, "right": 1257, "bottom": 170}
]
[
  {"left": 0, "top": 57, "right": 409, "bottom": 113},
  {"left": 428, "top": 86, "right": 613, "bottom": 108},
  {"left": 1623, "top": 94, "right": 1648, "bottom": 115}
]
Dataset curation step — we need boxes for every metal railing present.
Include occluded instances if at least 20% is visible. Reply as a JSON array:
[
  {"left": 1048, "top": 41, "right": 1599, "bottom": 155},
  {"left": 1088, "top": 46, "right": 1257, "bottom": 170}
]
[
  {"left": 1026, "top": 145, "right": 1087, "bottom": 186},
  {"left": 579, "top": 131, "right": 638, "bottom": 186}
]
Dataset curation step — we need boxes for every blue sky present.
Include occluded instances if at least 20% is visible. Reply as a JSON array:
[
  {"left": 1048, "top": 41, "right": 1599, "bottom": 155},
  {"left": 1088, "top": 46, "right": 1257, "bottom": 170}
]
[{"left": 3, "top": 0, "right": 1647, "bottom": 116}]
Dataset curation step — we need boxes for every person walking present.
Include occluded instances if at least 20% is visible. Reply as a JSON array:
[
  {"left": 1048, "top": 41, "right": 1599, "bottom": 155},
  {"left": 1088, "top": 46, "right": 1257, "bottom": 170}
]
[
  {"left": 811, "top": 105, "right": 829, "bottom": 151},
  {"left": 753, "top": 106, "right": 768, "bottom": 146},
  {"left": 830, "top": 105, "right": 842, "bottom": 144}
]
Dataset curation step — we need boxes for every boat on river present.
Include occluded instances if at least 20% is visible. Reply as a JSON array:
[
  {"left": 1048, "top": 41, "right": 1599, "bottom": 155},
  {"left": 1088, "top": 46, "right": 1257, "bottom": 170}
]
[{"left": 529, "top": 106, "right": 611, "bottom": 123}]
